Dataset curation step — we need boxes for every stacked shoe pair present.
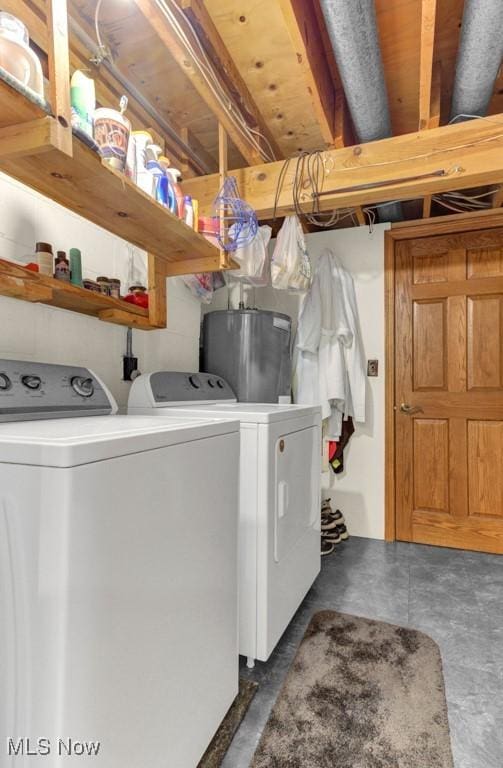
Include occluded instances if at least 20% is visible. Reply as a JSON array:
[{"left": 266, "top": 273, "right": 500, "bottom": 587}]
[{"left": 321, "top": 498, "right": 349, "bottom": 556}]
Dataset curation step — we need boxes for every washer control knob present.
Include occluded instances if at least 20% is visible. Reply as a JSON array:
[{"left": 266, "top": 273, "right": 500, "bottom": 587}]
[
  {"left": 216, "top": 380, "right": 225, "bottom": 389},
  {"left": 189, "top": 375, "right": 201, "bottom": 389},
  {"left": 21, "top": 374, "right": 41, "bottom": 390},
  {"left": 0, "top": 373, "right": 11, "bottom": 391},
  {"left": 207, "top": 378, "right": 215, "bottom": 388},
  {"left": 71, "top": 376, "right": 94, "bottom": 398}
]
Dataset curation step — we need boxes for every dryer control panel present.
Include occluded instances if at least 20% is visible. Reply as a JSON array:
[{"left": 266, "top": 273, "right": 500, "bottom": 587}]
[
  {"left": 0, "top": 360, "right": 115, "bottom": 422},
  {"left": 149, "top": 371, "right": 235, "bottom": 403}
]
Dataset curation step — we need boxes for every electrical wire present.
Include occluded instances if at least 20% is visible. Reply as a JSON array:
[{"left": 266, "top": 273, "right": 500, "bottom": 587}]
[
  {"left": 94, "top": 0, "right": 107, "bottom": 59},
  {"left": 449, "top": 114, "right": 503, "bottom": 125},
  {"left": 271, "top": 115, "right": 503, "bottom": 227},
  {"left": 92, "top": 0, "right": 276, "bottom": 163},
  {"left": 154, "top": 0, "right": 276, "bottom": 163},
  {"left": 273, "top": 151, "right": 359, "bottom": 228}
]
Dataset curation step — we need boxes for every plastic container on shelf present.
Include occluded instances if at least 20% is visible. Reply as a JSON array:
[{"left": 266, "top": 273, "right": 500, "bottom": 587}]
[
  {"left": 93, "top": 108, "right": 131, "bottom": 172},
  {"left": 0, "top": 12, "right": 44, "bottom": 97},
  {"left": 132, "top": 130, "right": 154, "bottom": 194},
  {"left": 184, "top": 196, "right": 194, "bottom": 228},
  {"left": 165, "top": 167, "right": 184, "bottom": 218},
  {"left": 199, "top": 217, "right": 221, "bottom": 250},
  {"left": 69, "top": 248, "right": 83, "bottom": 287},
  {"left": 70, "top": 70, "right": 95, "bottom": 138},
  {"left": 159, "top": 158, "right": 179, "bottom": 216}
]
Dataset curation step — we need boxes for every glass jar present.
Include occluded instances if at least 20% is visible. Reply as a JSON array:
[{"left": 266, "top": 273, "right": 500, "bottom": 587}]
[
  {"left": 83, "top": 279, "right": 100, "bottom": 293},
  {"left": 0, "top": 12, "right": 44, "bottom": 97},
  {"left": 96, "top": 276, "right": 111, "bottom": 296},
  {"left": 109, "top": 279, "right": 121, "bottom": 299}
]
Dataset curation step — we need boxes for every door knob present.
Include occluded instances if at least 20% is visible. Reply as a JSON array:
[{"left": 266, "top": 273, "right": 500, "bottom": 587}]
[{"left": 400, "top": 403, "right": 423, "bottom": 414}]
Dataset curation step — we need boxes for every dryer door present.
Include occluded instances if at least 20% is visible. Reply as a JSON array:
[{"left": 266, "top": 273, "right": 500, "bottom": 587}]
[{"left": 274, "top": 425, "right": 319, "bottom": 562}]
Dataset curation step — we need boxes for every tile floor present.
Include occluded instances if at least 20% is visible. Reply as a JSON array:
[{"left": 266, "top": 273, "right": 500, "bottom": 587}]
[{"left": 222, "top": 537, "right": 503, "bottom": 768}]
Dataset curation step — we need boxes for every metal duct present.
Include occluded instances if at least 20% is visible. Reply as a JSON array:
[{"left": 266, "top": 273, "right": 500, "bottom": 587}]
[
  {"left": 450, "top": 0, "right": 503, "bottom": 120},
  {"left": 318, "top": 0, "right": 402, "bottom": 222}
]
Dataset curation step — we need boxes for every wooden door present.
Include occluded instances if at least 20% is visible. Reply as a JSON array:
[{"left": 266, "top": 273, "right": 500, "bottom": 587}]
[{"left": 395, "top": 227, "right": 503, "bottom": 554}]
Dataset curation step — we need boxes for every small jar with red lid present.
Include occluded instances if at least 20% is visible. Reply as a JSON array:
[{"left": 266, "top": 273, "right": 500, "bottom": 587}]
[{"left": 124, "top": 285, "right": 149, "bottom": 308}]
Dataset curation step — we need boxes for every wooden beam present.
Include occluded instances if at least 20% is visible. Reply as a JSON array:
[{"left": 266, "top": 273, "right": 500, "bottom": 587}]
[
  {"left": 98, "top": 309, "right": 156, "bottom": 329},
  {"left": 277, "top": 0, "right": 336, "bottom": 147},
  {"left": 218, "top": 122, "right": 233, "bottom": 270},
  {"left": 45, "top": 0, "right": 72, "bottom": 155},
  {"left": 422, "top": 195, "right": 432, "bottom": 218},
  {"left": 184, "top": 115, "right": 503, "bottom": 220},
  {"left": 491, "top": 185, "right": 503, "bottom": 208},
  {"left": 147, "top": 253, "right": 168, "bottom": 329},
  {"left": 355, "top": 207, "right": 366, "bottom": 226},
  {"left": 420, "top": 62, "right": 440, "bottom": 218},
  {"left": 390, "top": 207, "right": 503, "bottom": 236},
  {"left": 428, "top": 61, "right": 442, "bottom": 129},
  {"left": 132, "top": 0, "right": 264, "bottom": 166},
  {"left": 418, "top": 0, "right": 437, "bottom": 130},
  {"left": 163, "top": 255, "right": 221, "bottom": 277},
  {"left": 180, "top": 0, "right": 281, "bottom": 162},
  {"left": 334, "top": 91, "right": 356, "bottom": 150},
  {"left": 0, "top": 118, "right": 57, "bottom": 159}
]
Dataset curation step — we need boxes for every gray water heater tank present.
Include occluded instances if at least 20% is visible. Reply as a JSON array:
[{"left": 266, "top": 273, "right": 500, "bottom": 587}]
[{"left": 202, "top": 310, "right": 292, "bottom": 403}]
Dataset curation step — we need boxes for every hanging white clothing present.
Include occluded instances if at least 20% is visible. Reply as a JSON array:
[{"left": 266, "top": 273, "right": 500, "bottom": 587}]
[
  {"left": 333, "top": 254, "right": 367, "bottom": 423},
  {"left": 293, "top": 248, "right": 366, "bottom": 438}
]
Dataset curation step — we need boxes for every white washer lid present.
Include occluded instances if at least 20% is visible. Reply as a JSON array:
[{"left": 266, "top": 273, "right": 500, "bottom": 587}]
[
  {"left": 151, "top": 402, "right": 322, "bottom": 424},
  {"left": 0, "top": 414, "right": 239, "bottom": 467}
]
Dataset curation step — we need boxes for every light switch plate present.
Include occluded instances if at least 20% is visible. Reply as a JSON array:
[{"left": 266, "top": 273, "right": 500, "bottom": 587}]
[{"left": 367, "top": 359, "right": 379, "bottom": 377}]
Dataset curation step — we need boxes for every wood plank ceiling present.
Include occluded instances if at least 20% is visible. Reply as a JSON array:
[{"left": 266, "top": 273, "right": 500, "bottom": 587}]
[{"left": 65, "top": 0, "right": 503, "bottom": 216}]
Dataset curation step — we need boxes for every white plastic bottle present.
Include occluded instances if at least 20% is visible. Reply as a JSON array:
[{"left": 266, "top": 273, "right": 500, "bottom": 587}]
[{"left": 184, "top": 196, "right": 194, "bottom": 228}]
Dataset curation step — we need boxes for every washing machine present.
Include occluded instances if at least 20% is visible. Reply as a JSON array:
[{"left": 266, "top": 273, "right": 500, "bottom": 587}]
[
  {"left": 0, "top": 360, "right": 240, "bottom": 768},
  {"left": 128, "top": 371, "right": 322, "bottom": 668}
]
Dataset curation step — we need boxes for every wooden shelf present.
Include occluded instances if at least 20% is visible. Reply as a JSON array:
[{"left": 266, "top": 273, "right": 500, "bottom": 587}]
[
  {"left": 0, "top": 73, "right": 49, "bottom": 130},
  {"left": 0, "top": 259, "right": 158, "bottom": 330},
  {"left": 0, "top": 115, "right": 222, "bottom": 269},
  {"left": 0, "top": 6, "right": 230, "bottom": 333}
]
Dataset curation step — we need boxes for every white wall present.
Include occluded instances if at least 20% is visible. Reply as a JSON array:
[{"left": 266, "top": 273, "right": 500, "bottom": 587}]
[
  {"left": 306, "top": 226, "right": 388, "bottom": 540},
  {"left": 207, "top": 223, "right": 388, "bottom": 540},
  {"left": 0, "top": 172, "right": 201, "bottom": 410}
]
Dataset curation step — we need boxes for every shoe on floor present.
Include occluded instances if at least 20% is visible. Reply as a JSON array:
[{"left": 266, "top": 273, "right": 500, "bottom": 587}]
[
  {"left": 321, "top": 498, "right": 333, "bottom": 515},
  {"left": 321, "top": 528, "right": 342, "bottom": 544},
  {"left": 321, "top": 538, "right": 335, "bottom": 556},
  {"left": 321, "top": 509, "right": 345, "bottom": 529},
  {"left": 336, "top": 524, "right": 349, "bottom": 541}
]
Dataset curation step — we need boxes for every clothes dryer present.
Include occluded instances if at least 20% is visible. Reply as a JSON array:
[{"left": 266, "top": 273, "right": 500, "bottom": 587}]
[{"left": 129, "top": 371, "right": 321, "bottom": 667}]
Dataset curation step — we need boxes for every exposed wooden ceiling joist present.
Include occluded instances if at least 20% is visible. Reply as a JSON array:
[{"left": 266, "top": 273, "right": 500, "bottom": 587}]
[
  {"left": 277, "top": 0, "right": 336, "bottom": 147},
  {"left": 184, "top": 116, "right": 503, "bottom": 219},
  {"left": 418, "top": 0, "right": 437, "bottom": 130},
  {"left": 491, "top": 186, "right": 503, "bottom": 208},
  {"left": 419, "top": 0, "right": 438, "bottom": 218},
  {"left": 204, "top": 0, "right": 327, "bottom": 156},
  {"left": 132, "top": 0, "right": 268, "bottom": 166},
  {"left": 180, "top": 0, "right": 282, "bottom": 161}
]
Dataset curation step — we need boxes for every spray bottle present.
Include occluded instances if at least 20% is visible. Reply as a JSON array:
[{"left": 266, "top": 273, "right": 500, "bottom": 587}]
[
  {"left": 144, "top": 144, "right": 166, "bottom": 206},
  {"left": 159, "top": 156, "right": 178, "bottom": 216},
  {"left": 165, "top": 167, "right": 185, "bottom": 219}
]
